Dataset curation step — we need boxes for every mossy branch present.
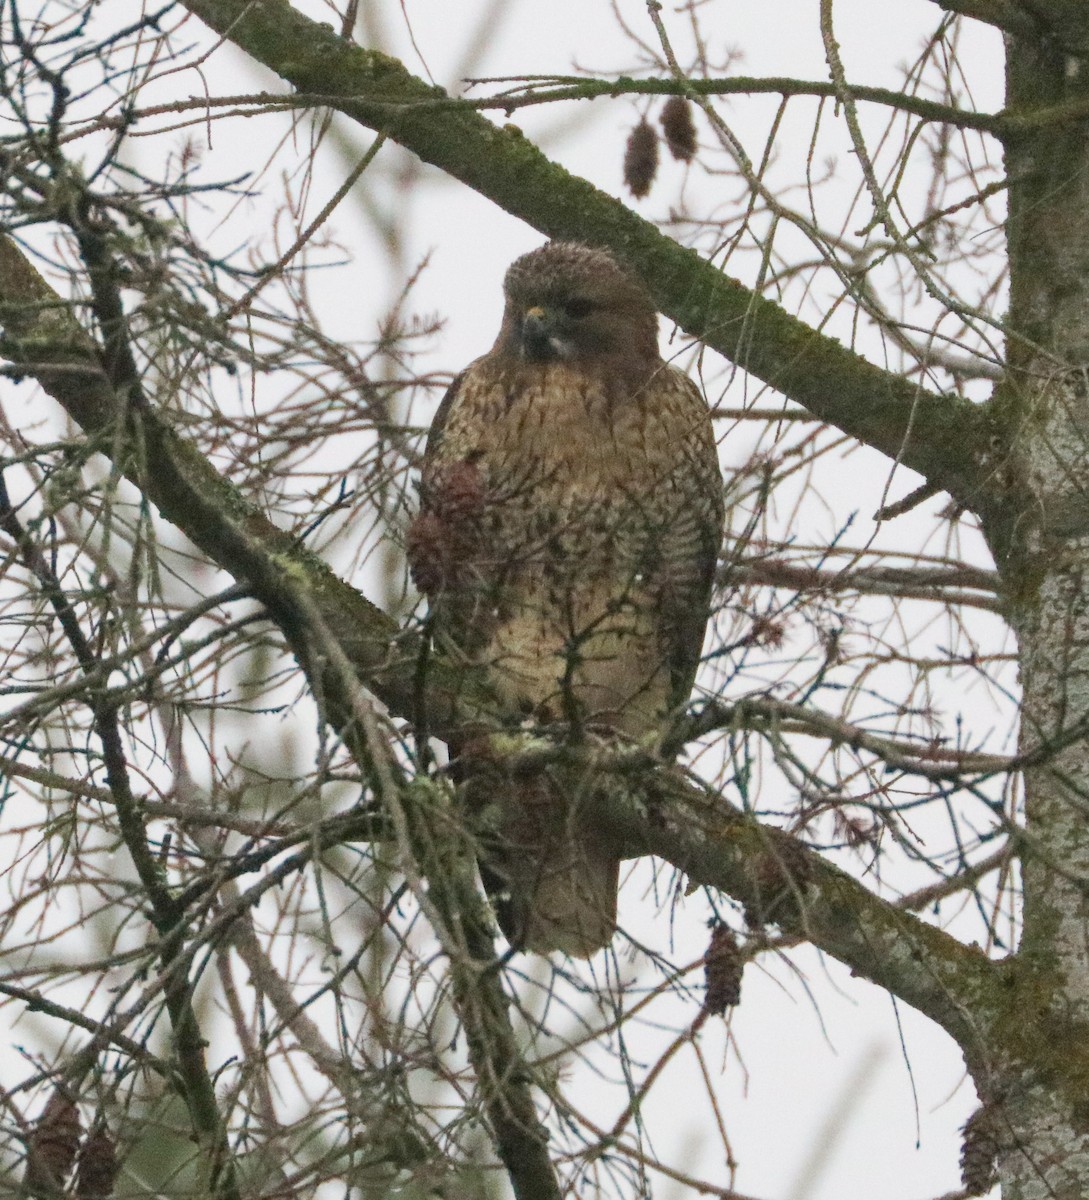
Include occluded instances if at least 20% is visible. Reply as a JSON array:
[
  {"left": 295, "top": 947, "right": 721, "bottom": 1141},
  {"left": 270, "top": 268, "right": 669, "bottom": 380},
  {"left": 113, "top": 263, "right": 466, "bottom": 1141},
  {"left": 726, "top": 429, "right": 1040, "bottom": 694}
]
[
  {"left": 593, "top": 755, "right": 998, "bottom": 1056},
  {"left": 929, "top": 0, "right": 1039, "bottom": 39},
  {"left": 179, "top": 0, "right": 991, "bottom": 510},
  {"left": 0, "top": 232, "right": 1005, "bottom": 1130},
  {"left": 0, "top": 232, "right": 558, "bottom": 1200}
]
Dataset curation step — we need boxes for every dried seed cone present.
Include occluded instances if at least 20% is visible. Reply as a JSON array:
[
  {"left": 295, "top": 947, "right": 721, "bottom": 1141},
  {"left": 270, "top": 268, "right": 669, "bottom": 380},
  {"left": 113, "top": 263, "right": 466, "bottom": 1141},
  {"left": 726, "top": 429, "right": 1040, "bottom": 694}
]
[
  {"left": 25, "top": 1087, "right": 82, "bottom": 1195},
  {"left": 960, "top": 1105, "right": 999, "bottom": 1196},
  {"left": 431, "top": 460, "right": 485, "bottom": 523},
  {"left": 75, "top": 1124, "right": 119, "bottom": 1199},
  {"left": 407, "top": 511, "right": 448, "bottom": 594},
  {"left": 409, "top": 460, "right": 488, "bottom": 594},
  {"left": 623, "top": 118, "right": 660, "bottom": 199},
  {"left": 703, "top": 923, "right": 743, "bottom": 1014},
  {"left": 660, "top": 96, "right": 697, "bottom": 162}
]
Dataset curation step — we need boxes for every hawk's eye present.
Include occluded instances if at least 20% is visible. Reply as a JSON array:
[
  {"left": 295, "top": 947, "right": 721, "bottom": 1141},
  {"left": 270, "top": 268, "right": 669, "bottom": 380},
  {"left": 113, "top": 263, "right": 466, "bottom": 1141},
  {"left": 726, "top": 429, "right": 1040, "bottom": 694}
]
[{"left": 564, "top": 297, "right": 595, "bottom": 320}]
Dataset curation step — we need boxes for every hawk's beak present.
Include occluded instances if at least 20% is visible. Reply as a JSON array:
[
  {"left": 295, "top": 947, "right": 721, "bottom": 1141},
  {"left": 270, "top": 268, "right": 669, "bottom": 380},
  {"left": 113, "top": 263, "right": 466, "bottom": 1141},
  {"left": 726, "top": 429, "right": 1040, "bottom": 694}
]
[{"left": 521, "top": 305, "right": 571, "bottom": 362}]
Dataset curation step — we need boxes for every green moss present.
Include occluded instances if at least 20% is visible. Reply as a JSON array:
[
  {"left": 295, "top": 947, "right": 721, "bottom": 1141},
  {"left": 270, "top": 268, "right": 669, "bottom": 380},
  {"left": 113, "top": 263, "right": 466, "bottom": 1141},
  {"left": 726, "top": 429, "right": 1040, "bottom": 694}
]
[{"left": 960, "top": 945, "right": 1089, "bottom": 1122}]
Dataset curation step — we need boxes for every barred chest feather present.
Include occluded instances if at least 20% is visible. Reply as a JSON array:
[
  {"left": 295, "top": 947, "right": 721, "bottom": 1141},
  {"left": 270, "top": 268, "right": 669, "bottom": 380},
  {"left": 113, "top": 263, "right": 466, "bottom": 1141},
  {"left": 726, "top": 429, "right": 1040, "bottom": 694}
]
[
  {"left": 438, "top": 360, "right": 706, "bottom": 531},
  {"left": 423, "top": 357, "right": 716, "bottom": 731}
]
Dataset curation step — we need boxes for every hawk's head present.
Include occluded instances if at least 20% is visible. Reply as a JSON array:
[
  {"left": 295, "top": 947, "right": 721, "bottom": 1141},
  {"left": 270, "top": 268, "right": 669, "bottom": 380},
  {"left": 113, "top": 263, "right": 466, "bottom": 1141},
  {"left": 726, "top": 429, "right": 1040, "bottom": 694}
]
[{"left": 495, "top": 242, "right": 660, "bottom": 367}]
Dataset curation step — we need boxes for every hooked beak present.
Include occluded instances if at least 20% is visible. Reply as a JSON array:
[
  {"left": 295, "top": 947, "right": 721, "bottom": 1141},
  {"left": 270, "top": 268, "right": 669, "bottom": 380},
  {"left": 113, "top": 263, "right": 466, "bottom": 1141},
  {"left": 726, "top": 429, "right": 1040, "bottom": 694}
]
[{"left": 520, "top": 305, "right": 572, "bottom": 362}]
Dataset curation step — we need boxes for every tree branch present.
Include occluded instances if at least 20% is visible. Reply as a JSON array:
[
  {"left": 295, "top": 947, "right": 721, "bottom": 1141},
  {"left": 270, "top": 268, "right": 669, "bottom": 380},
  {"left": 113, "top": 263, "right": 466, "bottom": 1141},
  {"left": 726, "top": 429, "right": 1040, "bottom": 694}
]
[
  {"left": 935, "top": 0, "right": 1089, "bottom": 55},
  {"left": 464, "top": 74, "right": 1001, "bottom": 134},
  {"left": 929, "top": 0, "right": 1039, "bottom": 39},
  {"left": 0, "top": 235, "right": 484, "bottom": 736},
  {"left": 0, "top": 234, "right": 559, "bottom": 1200},
  {"left": 0, "top": 232, "right": 997, "bottom": 1118},
  {"left": 594, "top": 756, "right": 998, "bottom": 1057},
  {"left": 724, "top": 555, "right": 1003, "bottom": 611},
  {"left": 677, "top": 697, "right": 1012, "bottom": 780},
  {"left": 178, "top": 0, "right": 992, "bottom": 510}
]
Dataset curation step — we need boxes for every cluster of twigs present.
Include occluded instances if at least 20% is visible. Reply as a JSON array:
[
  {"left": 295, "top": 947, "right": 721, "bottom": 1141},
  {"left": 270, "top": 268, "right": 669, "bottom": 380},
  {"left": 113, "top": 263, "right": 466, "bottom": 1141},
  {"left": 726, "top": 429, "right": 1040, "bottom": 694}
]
[{"left": 0, "top": 3, "right": 1016, "bottom": 1199}]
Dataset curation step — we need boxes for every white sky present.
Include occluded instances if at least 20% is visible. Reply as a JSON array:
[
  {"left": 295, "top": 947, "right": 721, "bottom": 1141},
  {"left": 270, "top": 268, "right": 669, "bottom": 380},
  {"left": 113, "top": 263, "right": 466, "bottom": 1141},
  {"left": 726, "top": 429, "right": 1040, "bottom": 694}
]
[
  {"left": 279, "top": 4, "right": 1002, "bottom": 1191},
  {"left": 4, "top": 1, "right": 1012, "bottom": 1197}
]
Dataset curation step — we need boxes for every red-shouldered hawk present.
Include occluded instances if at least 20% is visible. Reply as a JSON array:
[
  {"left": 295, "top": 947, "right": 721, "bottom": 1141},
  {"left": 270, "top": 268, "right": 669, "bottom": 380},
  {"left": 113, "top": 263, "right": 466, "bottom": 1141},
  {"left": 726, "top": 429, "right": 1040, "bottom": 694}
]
[{"left": 409, "top": 242, "right": 722, "bottom": 956}]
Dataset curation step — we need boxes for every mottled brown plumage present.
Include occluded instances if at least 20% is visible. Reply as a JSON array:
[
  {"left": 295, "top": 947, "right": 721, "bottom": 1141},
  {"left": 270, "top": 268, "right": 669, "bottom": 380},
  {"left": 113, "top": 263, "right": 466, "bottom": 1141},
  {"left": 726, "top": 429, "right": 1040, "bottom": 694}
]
[{"left": 411, "top": 242, "right": 723, "bottom": 956}]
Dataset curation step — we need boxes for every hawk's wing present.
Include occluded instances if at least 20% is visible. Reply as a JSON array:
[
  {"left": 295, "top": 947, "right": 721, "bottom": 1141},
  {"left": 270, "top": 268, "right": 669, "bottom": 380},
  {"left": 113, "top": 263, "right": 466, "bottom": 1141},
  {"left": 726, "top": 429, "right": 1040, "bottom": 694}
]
[
  {"left": 422, "top": 368, "right": 467, "bottom": 463},
  {"left": 649, "top": 366, "right": 724, "bottom": 714}
]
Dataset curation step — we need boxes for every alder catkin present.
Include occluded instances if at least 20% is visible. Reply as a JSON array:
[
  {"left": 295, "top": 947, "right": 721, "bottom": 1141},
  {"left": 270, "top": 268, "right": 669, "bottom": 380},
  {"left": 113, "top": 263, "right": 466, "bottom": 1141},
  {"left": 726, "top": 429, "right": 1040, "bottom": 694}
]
[
  {"left": 960, "top": 1105, "right": 999, "bottom": 1196},
  {"left": 623, "top": 118, "right": 660, "bottom": 199},
  {"left": 75, "top": 1124, "right": 120, "bottom": 1199},
  {"left": 25, "top": 1086, "right": 82, "bottom": 1196},
  {"left": 703, "top": 923, "right": 743, "bottom": 1014},
  {"left": 660, "top": 95, "right": 697, "bottom": 162}
]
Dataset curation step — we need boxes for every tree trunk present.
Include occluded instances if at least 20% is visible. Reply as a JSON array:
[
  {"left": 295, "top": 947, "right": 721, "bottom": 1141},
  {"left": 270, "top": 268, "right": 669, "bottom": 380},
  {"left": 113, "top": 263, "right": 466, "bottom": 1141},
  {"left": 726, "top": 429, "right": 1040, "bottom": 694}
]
[{"left": 988, "top": 20, "right": 1089, "bottom": 1196}]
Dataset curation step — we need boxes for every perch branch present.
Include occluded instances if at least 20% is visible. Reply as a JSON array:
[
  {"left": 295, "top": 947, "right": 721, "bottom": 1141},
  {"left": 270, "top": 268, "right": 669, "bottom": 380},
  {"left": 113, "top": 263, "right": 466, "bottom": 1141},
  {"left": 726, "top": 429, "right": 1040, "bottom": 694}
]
[{"left": 179, "top": 0, "right": 993, "bottom": 512}]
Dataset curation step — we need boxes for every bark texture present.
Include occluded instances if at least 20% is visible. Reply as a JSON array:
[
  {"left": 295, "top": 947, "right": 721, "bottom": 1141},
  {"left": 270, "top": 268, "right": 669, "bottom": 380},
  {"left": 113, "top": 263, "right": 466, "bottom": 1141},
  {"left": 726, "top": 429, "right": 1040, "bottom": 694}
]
[
  {"left": 980, "top": 17, "right": 1089, "bottom": 1198},
  {"left": 12, "top": 1, "right": 1089, "bottom": 1194}
]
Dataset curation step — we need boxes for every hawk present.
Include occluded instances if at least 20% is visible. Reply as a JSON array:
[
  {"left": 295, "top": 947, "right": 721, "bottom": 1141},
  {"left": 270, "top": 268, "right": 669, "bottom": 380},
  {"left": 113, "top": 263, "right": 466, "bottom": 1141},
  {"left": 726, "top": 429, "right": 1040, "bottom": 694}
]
[{"left": 409, "top": 242, "right": 723, "bottom": 956}]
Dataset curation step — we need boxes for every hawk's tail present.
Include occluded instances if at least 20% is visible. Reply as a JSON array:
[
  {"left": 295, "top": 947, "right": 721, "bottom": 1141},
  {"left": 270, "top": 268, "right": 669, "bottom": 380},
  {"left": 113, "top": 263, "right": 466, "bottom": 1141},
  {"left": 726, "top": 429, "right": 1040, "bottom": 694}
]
[{"left": 480, "top": 772, "right": 619, "bottom": 958}]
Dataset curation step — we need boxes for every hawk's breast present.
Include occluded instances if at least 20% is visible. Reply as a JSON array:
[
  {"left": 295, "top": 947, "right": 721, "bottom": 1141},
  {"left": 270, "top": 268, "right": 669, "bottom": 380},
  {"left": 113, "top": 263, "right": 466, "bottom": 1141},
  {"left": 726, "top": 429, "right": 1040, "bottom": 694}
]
[{"left": 427, "top": 357, "right": 718, "bottom": 733}]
